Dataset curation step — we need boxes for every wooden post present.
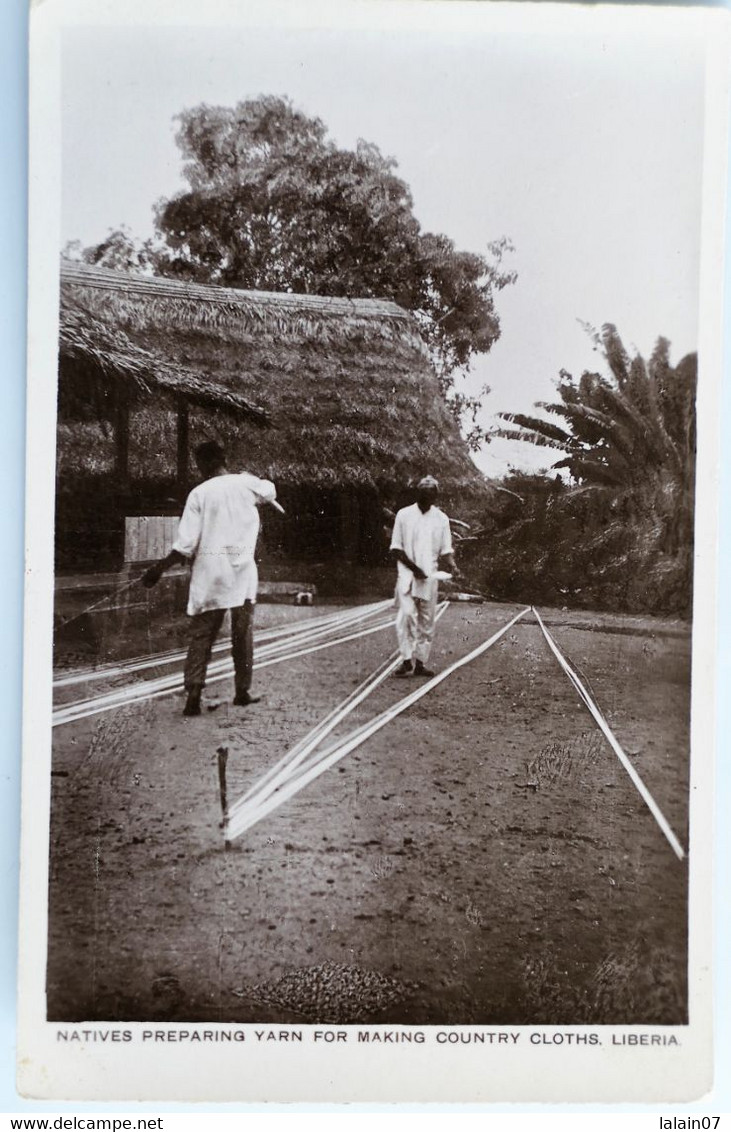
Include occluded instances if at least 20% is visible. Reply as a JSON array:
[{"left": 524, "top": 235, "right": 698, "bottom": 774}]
[
  {"left": 338, "top": 491, "right": 361, "bottom": 564},
  {"left": 176, "top": 399, "right": 189, "bottom": 496},
  {"left": 115, "top": 394, "right": 130, "bottom": 490},
  {"left": 217, "top": 745, "right": 230, "bottom": 849}
]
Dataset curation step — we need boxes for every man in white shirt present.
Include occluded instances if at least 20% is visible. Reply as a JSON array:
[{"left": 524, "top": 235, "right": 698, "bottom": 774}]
[
  {"left": 142, "top": 441, "right": 277, "bottom": 716},
  {"left": 389, "top": 475, "right": 457, "bottom": 678}
]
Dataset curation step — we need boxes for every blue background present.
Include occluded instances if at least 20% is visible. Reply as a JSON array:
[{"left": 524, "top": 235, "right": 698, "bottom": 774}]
[{"left": 1, "top": 0, "right": 729, "bottom": 1117}]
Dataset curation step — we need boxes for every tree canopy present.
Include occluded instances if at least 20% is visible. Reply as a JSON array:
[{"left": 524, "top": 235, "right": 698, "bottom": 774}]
[
  {"left": 69, "top": 96, "right": 516, "bottom": 446},
  {"left": 496, "top": 324, "right": 695, "bottom": 498},
  {"left": 474, "top": 325, "right": 697, "bottom": 614}
]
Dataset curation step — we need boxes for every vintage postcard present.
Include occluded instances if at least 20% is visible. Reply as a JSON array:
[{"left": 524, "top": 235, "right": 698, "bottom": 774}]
[{"left": 19, "top": 0, "right": 728, "bottom": 1104}]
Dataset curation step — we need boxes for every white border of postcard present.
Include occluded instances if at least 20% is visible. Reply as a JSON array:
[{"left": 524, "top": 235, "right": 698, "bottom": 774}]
[{"left": 19, "top": 0, "right": 729, "bottom": 1104}]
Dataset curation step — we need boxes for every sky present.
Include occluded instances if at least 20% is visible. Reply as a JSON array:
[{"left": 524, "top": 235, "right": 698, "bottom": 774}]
[{"left": 60, "top": 4, "right": 709, "bottom": 477}]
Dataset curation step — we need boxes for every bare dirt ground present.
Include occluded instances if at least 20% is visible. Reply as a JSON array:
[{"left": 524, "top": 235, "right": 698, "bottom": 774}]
[{"left": 47, "top": 600, "right": 690, "bottom": 1025}]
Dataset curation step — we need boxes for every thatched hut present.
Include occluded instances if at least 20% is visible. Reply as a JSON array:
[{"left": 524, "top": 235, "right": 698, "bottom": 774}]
[{"left": 57, "top": 260, "right": 487, "bottom": 586}]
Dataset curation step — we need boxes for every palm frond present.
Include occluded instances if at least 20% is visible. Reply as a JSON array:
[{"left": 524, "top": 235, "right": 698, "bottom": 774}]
[
  {"left": 496, "top": 412, "right": 573, "bottom": 445},
  {"left": 493, "top": 426, "right": 569, "bottom": 451}
]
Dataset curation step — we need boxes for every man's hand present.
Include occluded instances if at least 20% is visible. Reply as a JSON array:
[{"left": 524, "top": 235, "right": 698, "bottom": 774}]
[
  {"left": 391, "top": 547, "right": 427, "bottom": 580},
  {"left": 141, "top": 564, "right": 164, "bottom": 588},
  {"left": 141, "top": 548, "right": 187, "bottom": 588},
  {"left": 440, "top": 554, "right": 458, "bottom": 580}
]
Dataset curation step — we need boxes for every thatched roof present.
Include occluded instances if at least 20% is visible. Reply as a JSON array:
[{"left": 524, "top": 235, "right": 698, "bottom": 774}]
[
  {"left": 60, "top": 266, "right": 269, "bottom": 423},
  {"left": 59, "top": 260, "right": 487, "bottom": 495}
]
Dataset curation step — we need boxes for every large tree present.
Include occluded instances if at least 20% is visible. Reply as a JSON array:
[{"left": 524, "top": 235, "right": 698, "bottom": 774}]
[
  {"left": 74, "top": 96, "right": 515, "bottom": 446},
  {"left": 63, "top": 227, "right": 156, "bottom": 274}
]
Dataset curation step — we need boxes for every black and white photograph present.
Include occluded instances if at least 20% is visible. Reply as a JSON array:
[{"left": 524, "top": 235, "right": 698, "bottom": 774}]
[{"left": 18, "top": 0, "right": 727, "bottom": 1104}]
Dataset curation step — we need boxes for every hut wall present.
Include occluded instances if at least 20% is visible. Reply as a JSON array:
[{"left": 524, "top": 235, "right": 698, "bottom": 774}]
[
  {"left": 55, "top": 483, "right": 125, "bottom": 572},
  {"left": 187, "top": 405, "right": 271, "bottom": 479},
  {"left": 56, "top": 379, "right": 187, "bottom": 572},
  {"left": 128, "top": 405, "right": 178, "bottom": 481},
  {"left": 56, "top": 420, "right": 116, "bottom": 478},
  {"left": 56, "top": 370, "right": 119, "bottom": 570},
  {"left": 257, "top": 486, "right": 388, "bottom": 571}
]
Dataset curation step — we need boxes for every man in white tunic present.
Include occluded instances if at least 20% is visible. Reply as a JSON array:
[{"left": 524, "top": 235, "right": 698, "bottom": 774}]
[
  {"left": 142, "top": 441, "right": 277, "bottom": 716},
  {"left": 390, "top": 475, "right": 457, "bottom": 678}
]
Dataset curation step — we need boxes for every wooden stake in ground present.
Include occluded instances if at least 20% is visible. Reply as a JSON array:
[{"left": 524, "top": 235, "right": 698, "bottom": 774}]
[{"left": 216, "top": 745, "right": 230, "bottom": 849}]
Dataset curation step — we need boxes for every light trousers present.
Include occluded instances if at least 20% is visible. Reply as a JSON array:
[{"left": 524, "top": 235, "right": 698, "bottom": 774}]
[
  {"left": 395, "top": 586, "right": 438, "bottom": 663},
  {"left": 184, "top": 601, "right": 254, "bottom": 693}
]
